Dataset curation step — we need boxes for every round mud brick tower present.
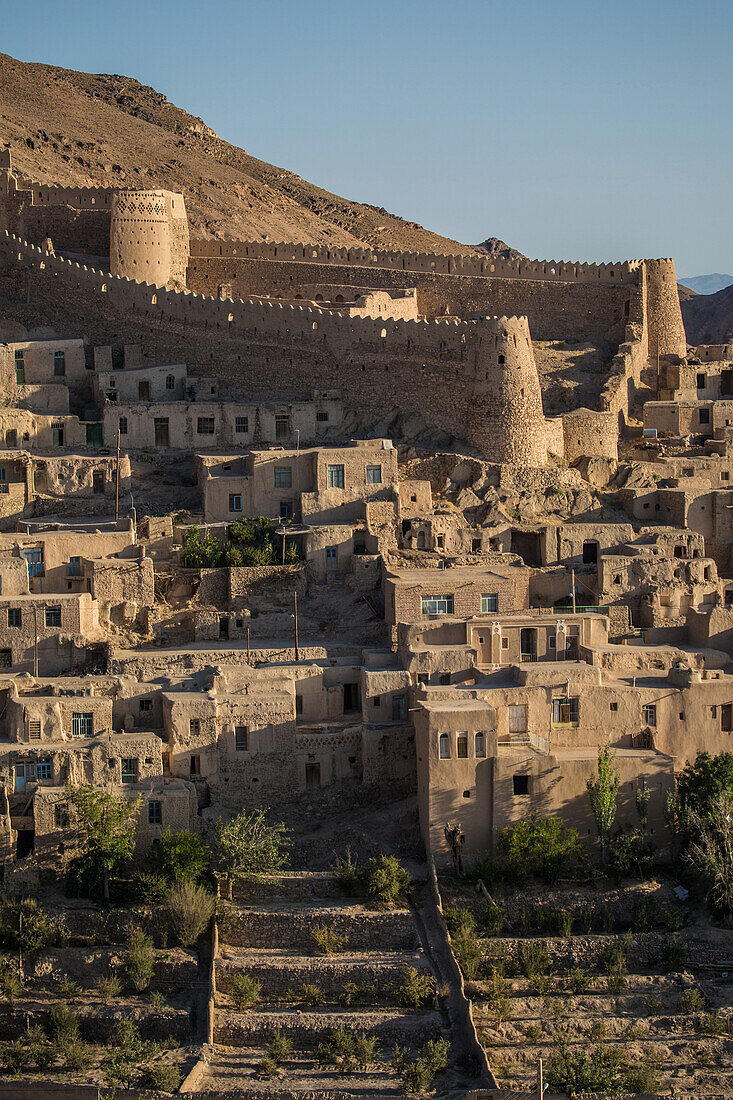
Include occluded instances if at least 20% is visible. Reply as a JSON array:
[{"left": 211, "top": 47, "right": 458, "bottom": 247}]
[
  {"left": 466, "top": 315, "right": 550, "bottom": 465},
  {"left": 644, "top": 258, "right": 687, "bottom": 362},
  {"left": 110, "top": 189, "right": 189, "bottom": 288}
]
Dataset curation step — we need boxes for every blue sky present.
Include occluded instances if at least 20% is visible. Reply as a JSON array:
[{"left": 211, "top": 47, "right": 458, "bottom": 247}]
[{"left": 1, "top": 0, "right": 730, "bottom": 273}]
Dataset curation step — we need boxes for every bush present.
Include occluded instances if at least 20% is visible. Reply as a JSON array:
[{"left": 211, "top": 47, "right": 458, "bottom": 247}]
[
  {"left": 623, "top": 1062, "right": 659, "bottom": 1093},
  {"left": 395, "top": 965, "right": 434, "bottom": 1009},
  {"left": 420, "top": 1037, "right": 449, "bottom": 1077},
  {"left": 484, "top": 968, "right": 512, "bottom": 1026},
  {"left": 149, "top": 989, "right": 166, "bottom": 1009},
  {"left": 62, "top": 1038, "right": 91, "bottom": 1071},
  {"left": 124, "top": 925, "right": 155, "bottom": 991},
  {"left": 662, "top": 933, "right": 685, "bottom": 969},
  {"left": 311, "top": 923, "right": 348, "bottom": 955},
  {"left": 632, "top": 896, "right": 660, "bottom": 931},
  {"left": 0, "top": 897, "right": 50, "bottom": 956},
  {"left": 257, "top": 1054, "right": 279, "bottom": 1077},
  {"left": 266, "top": 1029, "right": 294, "bottom": 1064},
  {"left": 481, "top": 903, "right": 506, "bottom": 937},
  {"left": 0, "top": 1040, "right": 25, "bottom": 1074},
  {"left": 226, "top": 973, "right": 261, "bottom": 1009},
  {"left": 519, "top": 941, "right": 551, "bottom": 982},
  {"left": 0, "top": 965, "right": 21, "bottom": 1002},
  {"left": 478, "top": 818, "right": 582, "bottom": 885},
  {"left": 132, "top": 871, "right": 169, "bottom": 905},
  {"left": 663, "top": 905, "right": 683, "bottom": 931},
  {"left": 451, "top": 930, "right": 483, "bottom": 980},
  {"left": 361, "top": 855, "right": 411, "bottom": 908},
  {"left": 317, "top": 1027, "right": 377, "bottom": 1073},
  {"left": 300, "top": 982, "right": 326, "bottom": 1006},
  {"left": 443, "top": 904, "right": 476, "bottom": 936},
  {"left": 138, "top": 1062, "right": 183, "bottom": 1091},
  {"left": 338, "top": 981, "right": 371, "bottom": 1007},
  {"left": 546, "top": 1041, "right": 624, "bottom": 1096},
  {"left": 392, "top": 1038, "right": 448, "bottom": 1094},
  {"left": 679, "top": 987, "right": 706, "bottom": 1014},
  {"left": 698, "top": 1011, "right": 727, "bottom": 1036},
  {"left": 166, "top": 881, "right": 215, "bottom": 945},
  {"left": 46, "top": 1003, "right": 80, "bottom": 1041},
  {"left": 145, "top": 829, "right": 210, "bottom": 885},
  {"left": 556, "top": 908, "right": 573, "bottom": 938},
  {"left": 95, "top": 975, "right": 122, "bottom": 1002},
  {"left": 331, "top": 850, "right": 361, "bottom": 896},
  {"left": 609, "top": 826, "right": 654, "bottom": 880},
  {"left": 55, "top": 974, "right": 80, "bottom": 999}
]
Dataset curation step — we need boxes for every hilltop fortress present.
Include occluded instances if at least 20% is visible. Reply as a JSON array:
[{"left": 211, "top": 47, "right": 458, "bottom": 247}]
[{"left": 0, "top": 147, "right": 688, "bottom": 465}]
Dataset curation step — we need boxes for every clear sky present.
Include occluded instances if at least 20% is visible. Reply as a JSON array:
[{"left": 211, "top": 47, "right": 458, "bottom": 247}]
[{"left": 1, "top": 0, "right": 730, "bottom": 274}]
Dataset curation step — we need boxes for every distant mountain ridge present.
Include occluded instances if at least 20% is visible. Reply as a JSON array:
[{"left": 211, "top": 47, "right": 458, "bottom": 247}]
[
  {"left": 679, "top": 273, "right": 733, "bottom": 295},
  {"left": 681, "top": 282, "right": 733, "bottom": 345}
]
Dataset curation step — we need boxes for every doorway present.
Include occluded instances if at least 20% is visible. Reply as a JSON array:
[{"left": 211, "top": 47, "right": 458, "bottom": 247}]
[
  {"left": 305, "top": 762, "right": 321, "bottom": 789},
  {"left": 154, "top": 418, "right": 169, "bottom": 447}
]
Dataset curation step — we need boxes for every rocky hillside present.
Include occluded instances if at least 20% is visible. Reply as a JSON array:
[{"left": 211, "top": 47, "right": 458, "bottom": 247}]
[
  {"left": 681, "top": 283, "right": 733, "bottom": 345},
  {"left": 0, "top": 52, "right": 483, "bottom": 252}
]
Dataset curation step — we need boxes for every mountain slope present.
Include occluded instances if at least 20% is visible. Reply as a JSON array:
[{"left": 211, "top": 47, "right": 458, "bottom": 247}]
[
  {"left": 679, "top": 273, "right": 733, "bottom": 296},
  {"left": 681, "top": 283, "right": 733, "bottom": 345},
  {"left": 0, "top": 52, "right": 481, "bottom": 252}
]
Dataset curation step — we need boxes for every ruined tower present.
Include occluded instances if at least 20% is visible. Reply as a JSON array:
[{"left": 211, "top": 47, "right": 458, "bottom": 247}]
[
  {"left": 644, "top": 258, "right": 687, "bottom": 363},
  {"left": 109, "top": 189, "right": 189, "bottom": 288},
  {"left": 465, "top": 315, "right": 553, "bottom": 465}
]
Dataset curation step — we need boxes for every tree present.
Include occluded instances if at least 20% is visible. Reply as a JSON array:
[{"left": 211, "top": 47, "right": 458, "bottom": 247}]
[
  {"left": 677, "top": 751, "right": 733, "bottom": 823},
  {"left": 144, "top": 829, "right": 210, "bottom": 884},
  {"left": 214, "top": 807, "right": 290, "bottom": 897},
  {"left": 477, "top": 817, "right": 582, "bottom": 885},
  {"left": 684, "top": 790, "right": 733, "bottom": 918},
  {"left": 586, "top": 746, "right": 620, "bottom": 866},
  {"left": 65, "top": 784, "right": 141, "bottom": 901}
]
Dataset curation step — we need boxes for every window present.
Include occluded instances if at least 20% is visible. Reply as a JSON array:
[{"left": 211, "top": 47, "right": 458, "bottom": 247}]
[
  {"left": 513, "top": 774, "right": 530, "bottom": 796},
  {"left": 235, "top": 416, "right": 249, "bottom": 434},
  {"left": 54, "top": 350, "right": 65, "bottom": 376},
  {"left": 197, "top": 417, "right": 216, "bottom": 435},
  {"left": 699, "top": 408, "right": 710, "bottom": 425},
  {"left": 439, "top": 733, "right": 450, "bottom": 759},
  {"left": 67, "top": 556, "right": 81, "bottom": 577},
  {"left": 139, "top": 699, "right": 152, "bottom": 713},
  {"left": 325, "top": 546, "right": 337, "bottom": 562},
  {"left": 280, "top": 500, "right": 294, "bottom": 521},
  {"left": 475, "top": 732, "right": 486, "bottom": 758},
  {"left": 552, "top": 697, "right": 579, "bottom": 724},
  {"left": 165, "top": 374, "right": 175, "bottom": 389},
  {"left": 421, "top": 594, "right": 454, "bottom": 615},
  {"left": 697, "top": 373, "right": 707, "bottom": 389},
  {"left": 610, "top": 701, "right": 618, "bottom": 712},
  {"left": 275, "top": 414, "right": 290, "bottom": 440},
  {"left": 549, "top": 636, "right": 556, "bottom": 650},
  {"left": 274, "top": 466, "right": 292, "bottom": 489},
  {"left": 121, "top": 758, "right": 136, "bottom": 784},
  {"left": 24, "top": 549, "right": 44, "bottom": 578},
  {"left": 45, "top": 607, "right": 62, "bottom": 628},
  {"left": 642, "top": 703, "right": 657, "bottom": 727},
  {"left": 190, "top": 719, "right": 200, "bottom": 735},
  {"left": 54, "top": 802, "right": 69, "bottom": 829},
  {"left": 481, "top": 593, "right": 498, "bottom": 613},
  {"left": 392, "top": 695, "right": 406, "bottom": 721},
  {"left": 148, "top": 801, "right": 162, "bottom": 825},
  {"left": 229, "top": 494, "right": 242, "bottom": 513},
  {"left": 8, "top": 608, "right": 20, "bottom": 628},
  {"left": 36, "top": 760, "right": 52, "bottom": 782},
  {"left": 439, "top": 673, "right": 451, "bottom": 685},
  {"left": 295, "top": 694, "right": 303, "bottom": 715},
  {"left": 72, "top": 712, "right": 93, "bottom": 738},
  {"left": 14, "top": 350, "right": 24, "bottom": 384},
  {"left": 457, "top": 734, "right": 468, "bottom": 758},
  {"left": 316, "top": 411, "right": 329, "bottom": 422},
  {"left": 366, "top": 465, "right": 382, "bottom": 484},
  {"left": 502, "top": 637, "right": 508, "bottom": 649},
  {"left": 0, "top": 650, "right": 11, "bottom": 669},
  {"left": 119, "top": 417, "right": 128, "bottom": 435},
  {"left": 190, "top": 754, "right": 201, "bottom": 776},
  {"left": 327, "top": 464, "right": 345, "bottom": 489},
  {"left": 710, "top": 705, "right": 717, "bottom": 718},
  {"left": 27, "top": 720, "right": 41, "bottom": 739},
  {"left": 235, "top": 726, "right": 248, "bottom": 751},
  {"left": 472, "top": 538, "right": 482, "bottom": 553},
  {"left": 722, "top": 703, "right": 732, "bottom": 733}
]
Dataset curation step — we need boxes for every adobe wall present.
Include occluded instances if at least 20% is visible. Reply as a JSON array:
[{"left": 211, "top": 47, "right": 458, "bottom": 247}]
[{"left": 186, "top": 252, "right": 635, "bottom": 341}]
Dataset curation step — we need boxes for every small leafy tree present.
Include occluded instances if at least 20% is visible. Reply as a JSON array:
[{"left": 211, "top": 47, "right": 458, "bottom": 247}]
[
  {"left": 586, "top": 746, "right": 620, "bottom": 866},
  {"left": 685, "top": 790, "right": 733, "bottom": 918},
  {"left": 144, "top": 829, "right": 210, "bottom": 884},
  {"left": 65, "top": 784, "right": 141, "bottom": 901},
  {"left": 477, "top": 817, "right": 582, "bottom": 884},
  {"left": 215, "top": 807, "right": 290, "bottom": 897}
]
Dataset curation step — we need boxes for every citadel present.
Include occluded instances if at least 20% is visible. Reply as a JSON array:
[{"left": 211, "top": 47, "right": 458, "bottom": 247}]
[{"left": 0, "top": 141, "right": 732, "bottom": 1095}]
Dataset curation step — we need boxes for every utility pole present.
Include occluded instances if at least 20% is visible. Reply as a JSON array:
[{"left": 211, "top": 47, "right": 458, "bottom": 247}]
[
  {"left": 293, "top": 590, "right": 299, "bottom": 662},
  {"left": 571, "top": 568, "right": 576, "bottom": 614},
  {"left": 115, "top": 427, "right": 121, "bottom": 523},
  {"left": 538, "top": 1056, "right": 543, "bottom": 1099},
  {"left": 33, "top": 604, "right": 38, "bottom": 678},
  {"left": 246, "top": 627, "right": 250, "bottom": 662}
]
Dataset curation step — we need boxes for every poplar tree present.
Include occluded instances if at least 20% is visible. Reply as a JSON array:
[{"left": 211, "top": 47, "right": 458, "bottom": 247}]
[{"left": 586, "top": 746, "right": 620, "bottom": 866}]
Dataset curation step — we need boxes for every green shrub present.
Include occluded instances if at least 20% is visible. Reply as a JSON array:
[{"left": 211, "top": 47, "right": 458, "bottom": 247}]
[
  {"left": 46, "top": 1003, "right": 80, "bottom": 1041},
  {"left": 556, "top": 908, "right": 573, "bottom": 938},
  {"left": 575, "top": 901, "right": 597, "bottom": 933},
  {"left": 311, "top": 924, "right": 348, "bottom": 955},
  {"left": 300, "top": 982, "right": 326, "bottom": 1006},
  {"left": 443, "top": 904, "right": 476, "bottom": 936},
  {"left": 123, "top": 925, "right": 155, "bottom": 991},
  {"left": 663, "top": 905, "right": 683, "bottom": 931},
  {"left": 215, "top": 899, "right": 240, "bottom": 936},
  {"left": 148, "top": 989, "right": 166, "bottom": 1009},
  {"left": 392, "top": 1038, "right": 448, "bottom": 1094},
  {"left": 523, "top": 1023, "right": 542, "bottom": 1041},
  {"left": 568, "top": 967, "right": 590, "bottom": 994},
  {"left": 481, "top": 903, "right": 506, "bottom": 937},
  {"left": 421, "top": 1037, "right": 449, "bottom": 1077},
  {"left": 266, "top": 1029, "right": 294, "bottom": 1064},
  {"left": 679, "top": 987, "right": 706, "bottom": 1014},
  {"left": 595, "top": 942, "right": 626, "bottom": 977},
  {"left": 1, "top": 1039, "right": 25, "bottom": 1074},
  {"left": 451, "top": 930, "right": 483, "bottom": 980},
  {"left": 632, "top": 896, "right": 660, "bottom": 931},
  {"left": 662, "top": 933, "right": 685, "bottom": 969},
  {"left": 317, "top": 1027, "right": 377, "bottom": 1073},
  {"left": 62, "top": 1038, "right": 91, "bottom": 1071},
  {"left": 145, "top": 829, "right": 210, "bottom": 885},
  {"left": 95, "top": 974, "right": 121, "bottom": 1002},
  {"left": 30, "top": 1039, "right": 55, "bottom": 1071},
  {"left": 484, "top": 968, "right": 512, "bottom": 1026},
  {"left": 138, "top": 1062, "right": 183, "bottom": 1091},
  {"left": 132, "top": 871, "right": 169, "bottom": 905},
  {"left": 0, "top": 897, "right": 50, "bottom": 956},
  {"left": 55, "top": 974, "right": 81, "bottom": 1000},
  {"left": 698, "top": 1011, "right": 727, "bottom": 1036},
  {"left": 166, "top": 880, "right": 215, "bottom": 945},
  {"left": 519, "top": 941, "right": 551, "bottom": 981},
  {"left": 331, "top": 849, "right": 361, "bottom": 895},
  {"left": 0, "top": 966, "right": 21, "bottom": 1002},
  {"left": 478, "top": 818, "right": 582, "bottom": 885},
  {"left": 227, "top": 972, "right": 262, "bottom": 1009},
  {"left": 257, "top": 1053, "right": 279, "bottom": 1077},
  {"left": 546, "top": 1041, "right": 624, "bottom": 1096},
  {"left": 395, "top": 965, "right": 434, "bottom": 1009},
  {"left": 338, "top": 981, "right": 370, "bottom": 1007},
  {"left": 623, "top": 1062, "right": 659, "bottom": 1093},
  {"left": 361, "top": 855, "right": 411, "bottom": 908},
  {"left": 608, "top": 826, "right": 653, "bottom": 880}
]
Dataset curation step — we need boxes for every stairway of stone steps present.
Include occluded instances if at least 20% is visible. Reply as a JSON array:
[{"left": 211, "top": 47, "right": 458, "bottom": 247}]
[
  {"left": 198, "top": 871, "right": 458, "bottom": 1096},
  {"left": 473, "top": 970, "right": 733, "bottom": 1094}
]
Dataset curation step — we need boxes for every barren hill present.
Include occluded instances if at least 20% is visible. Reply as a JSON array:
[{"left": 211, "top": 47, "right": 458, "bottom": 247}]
[
  {"left": 681, "top": 283, "right": 733, "bottom": 345},
  {"left": 0, "top": 52, "right": 484, "bottom": 252}
]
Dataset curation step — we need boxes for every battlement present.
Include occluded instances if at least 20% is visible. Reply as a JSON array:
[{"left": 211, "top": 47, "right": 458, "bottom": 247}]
[{"left": 188, "top": 237, "right": 644, "bottom": 285}]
